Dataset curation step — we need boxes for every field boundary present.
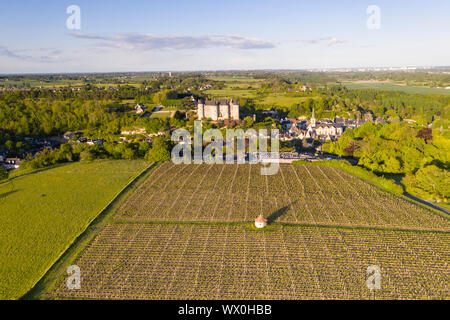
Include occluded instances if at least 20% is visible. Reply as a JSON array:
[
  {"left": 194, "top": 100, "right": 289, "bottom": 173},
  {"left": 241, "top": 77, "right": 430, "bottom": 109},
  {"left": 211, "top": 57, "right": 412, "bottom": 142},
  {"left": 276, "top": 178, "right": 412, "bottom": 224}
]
[{"left": 22, "top": 161, "right": 157, "bottom": 300}]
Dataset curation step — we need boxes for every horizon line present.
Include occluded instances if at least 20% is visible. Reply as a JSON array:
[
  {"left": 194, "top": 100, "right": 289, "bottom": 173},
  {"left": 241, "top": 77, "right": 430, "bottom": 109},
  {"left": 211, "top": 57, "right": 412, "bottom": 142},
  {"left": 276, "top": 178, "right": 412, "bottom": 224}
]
[{"left": 1, "top": 65, "right": 450, "bottom": 76}]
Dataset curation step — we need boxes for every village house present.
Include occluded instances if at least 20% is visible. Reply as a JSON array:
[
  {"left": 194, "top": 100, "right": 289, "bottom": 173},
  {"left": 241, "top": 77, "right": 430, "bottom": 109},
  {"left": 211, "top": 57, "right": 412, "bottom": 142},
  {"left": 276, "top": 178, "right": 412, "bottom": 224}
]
[
  {"left": 4, "top": 158, "right": 21, "bottom": 170},
  {"left": 280, "top": 119, "right": 293, "bottom": 131},
  {"left": 86, "top": 139, "right": 104, "bottom": 146},
  {"left": 300, "top": 85, "right": 312, "bottom": 92},
  {"left": 135, "top": 103, "right": 147, "bottom": 114},
  {"left": 364, "top": 112, "right": 374, "bottom": 122},
  {"left": 63, "top": 131, "right": 77, "bottom": 140},
  {"left": 121, "top": 127, "right": 147, "bottom": 136},
  {"left": 286, "top": 109, "right": 347, "bottom": 143},
  {"left": 375, "top": 117, "right": 387, "bottom": 125},
  {"left": 199, "top": 84, "right": 212, "bottom": 91},
  {"left": 307, "top": 111, "right": 344, "bottom": 142}
]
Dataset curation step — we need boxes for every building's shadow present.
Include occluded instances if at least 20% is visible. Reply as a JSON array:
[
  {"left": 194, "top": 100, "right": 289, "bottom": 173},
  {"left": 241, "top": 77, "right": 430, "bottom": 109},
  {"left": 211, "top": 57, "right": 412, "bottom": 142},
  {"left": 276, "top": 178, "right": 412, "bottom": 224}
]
[{"left": 267, "top": 201, "right": 296, "bottom": 224}]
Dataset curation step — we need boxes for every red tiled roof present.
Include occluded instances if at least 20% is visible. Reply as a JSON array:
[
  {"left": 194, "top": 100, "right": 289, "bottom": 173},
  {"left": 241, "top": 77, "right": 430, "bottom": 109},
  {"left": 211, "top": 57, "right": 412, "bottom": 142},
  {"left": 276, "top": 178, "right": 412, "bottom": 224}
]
[{"left": 255, "top": 214, "right": 267, "bottom": 223}]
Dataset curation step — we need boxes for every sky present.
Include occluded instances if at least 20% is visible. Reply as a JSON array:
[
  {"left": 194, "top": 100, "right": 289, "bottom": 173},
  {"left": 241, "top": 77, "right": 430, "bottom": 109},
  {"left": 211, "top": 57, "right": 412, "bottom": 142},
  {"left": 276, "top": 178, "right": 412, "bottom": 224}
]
[{"left": 0, "top": 0, "right": 449, "bottom": 73}]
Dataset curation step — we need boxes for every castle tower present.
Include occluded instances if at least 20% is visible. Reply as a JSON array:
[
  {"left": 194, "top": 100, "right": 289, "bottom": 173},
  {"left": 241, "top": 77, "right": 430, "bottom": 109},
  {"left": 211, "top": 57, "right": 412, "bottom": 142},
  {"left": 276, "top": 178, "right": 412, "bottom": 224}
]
[
  {"left": 197, "top": 101, "right": 204, "bottom": 120},
  {"left": 230, "top": 99, "right": 240, "bottom": 120},
  {"left": 211, "top": 103, "right": 219, "bottom": 120},
  {"left": 255, "top": 214, "right": 267, "bottom": 229}
]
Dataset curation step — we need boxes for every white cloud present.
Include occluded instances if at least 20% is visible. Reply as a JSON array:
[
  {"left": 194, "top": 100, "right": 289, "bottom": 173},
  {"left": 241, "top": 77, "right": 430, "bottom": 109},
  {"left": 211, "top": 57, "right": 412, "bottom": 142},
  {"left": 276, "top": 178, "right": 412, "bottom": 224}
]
[
  {"left": 301, "top": 36, "right": 348, "bottom": 46},
  {"left": 69, "top": 33, "right": 277, "bottom": 50},
  {"left": 0, "top": 46, "right": 64, "bottom": 62}
]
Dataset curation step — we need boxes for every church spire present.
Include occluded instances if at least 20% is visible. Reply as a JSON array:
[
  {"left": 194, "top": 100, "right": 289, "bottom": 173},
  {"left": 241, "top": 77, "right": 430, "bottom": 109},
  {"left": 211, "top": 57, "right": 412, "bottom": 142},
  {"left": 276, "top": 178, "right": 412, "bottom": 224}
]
[{"left": 311, "top": 108, "right": 316, "bottom": 127}]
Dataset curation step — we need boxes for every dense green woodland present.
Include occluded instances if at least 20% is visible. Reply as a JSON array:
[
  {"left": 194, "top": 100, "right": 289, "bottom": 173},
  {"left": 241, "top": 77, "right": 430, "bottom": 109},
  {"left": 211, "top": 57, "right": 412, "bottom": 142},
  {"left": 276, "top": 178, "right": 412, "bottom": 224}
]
[{"left": 323, "top": 123, "right": 449, "bottom": 202}]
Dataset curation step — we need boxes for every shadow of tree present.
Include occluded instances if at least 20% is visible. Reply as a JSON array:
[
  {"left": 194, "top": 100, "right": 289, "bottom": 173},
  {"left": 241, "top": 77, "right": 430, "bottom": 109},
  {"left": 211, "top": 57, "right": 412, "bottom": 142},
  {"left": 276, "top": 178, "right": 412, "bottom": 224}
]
[
  {"left": 267, "top": 201, "right": 296, "bottom": 224},
  {"left": 0, "top": 189, "right": 18, "bottom": 201}
]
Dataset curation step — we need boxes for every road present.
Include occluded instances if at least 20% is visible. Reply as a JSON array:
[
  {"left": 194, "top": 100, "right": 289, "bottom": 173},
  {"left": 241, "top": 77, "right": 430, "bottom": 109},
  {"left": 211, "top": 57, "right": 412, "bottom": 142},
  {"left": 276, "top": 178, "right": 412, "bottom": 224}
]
[{"left": 403, "top": 192, "right": 449, "bottom": 215}]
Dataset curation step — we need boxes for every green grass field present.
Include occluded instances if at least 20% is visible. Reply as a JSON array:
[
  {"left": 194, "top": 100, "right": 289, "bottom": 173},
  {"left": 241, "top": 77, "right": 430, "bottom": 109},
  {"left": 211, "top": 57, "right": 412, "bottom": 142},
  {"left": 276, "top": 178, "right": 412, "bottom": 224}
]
[
  {"left": 260, "top": 94, "right": 315, "bottom": 106},
  {"left": 207, "top": 87, "right": 258, "bottom": 98},
  {"left": 206, "top": 78, "right": 319, "bottom": 107},
  {"left": 150, "top": 111, "right": 173, "bottom": 119},
  {"left": 208, "top": 77, "right": 264, "bottom": 83},
  {"left": 206, "top": 77, "right": 261, "bottom": 99},
  {"left": 343, "top": 82, "right": 450, "bottom": 95},
  {"left": 0, "top": 160, "right": 150, "bottom": 299}
]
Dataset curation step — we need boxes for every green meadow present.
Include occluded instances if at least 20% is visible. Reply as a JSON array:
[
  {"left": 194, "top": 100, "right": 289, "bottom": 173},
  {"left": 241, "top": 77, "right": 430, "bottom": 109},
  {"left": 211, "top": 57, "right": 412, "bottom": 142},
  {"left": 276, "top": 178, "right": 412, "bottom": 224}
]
[
  {"left": 0, "top": 160, "right": 149, "bottom": 299},
  {"left": 205, "top": 77, "right": 320, "bottom": 107},
  {"left": 207, "top": 86, "right": 259, "bottom": 99},
  {"left": 149, "top": 111, "right": 173, "bottom": 119},
  {"left": 260, "top": 93, "right": 315, "bottom": 107}
]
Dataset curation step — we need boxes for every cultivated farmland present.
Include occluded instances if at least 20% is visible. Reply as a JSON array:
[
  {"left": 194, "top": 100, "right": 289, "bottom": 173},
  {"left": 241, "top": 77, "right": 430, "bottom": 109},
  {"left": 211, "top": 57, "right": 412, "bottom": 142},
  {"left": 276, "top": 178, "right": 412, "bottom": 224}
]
[
  {"left": 42, "top": 163, "right": 449, "bottom": 300},
  {"left": 115, "top": 163, "right": 449, "bottom": 231},
  {"left": 53, "top": 224, "right": 449, "bottom": 300}
]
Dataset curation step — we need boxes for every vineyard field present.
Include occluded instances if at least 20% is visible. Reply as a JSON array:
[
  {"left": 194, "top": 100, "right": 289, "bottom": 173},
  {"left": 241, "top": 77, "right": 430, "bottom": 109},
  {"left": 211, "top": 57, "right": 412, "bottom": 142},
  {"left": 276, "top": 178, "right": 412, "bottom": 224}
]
[
  {"left": 114, "top": 163, "right": 449, "bottom": 231},
  {"left": 52, "top": 224, "right": 449, "bottom": 300}
]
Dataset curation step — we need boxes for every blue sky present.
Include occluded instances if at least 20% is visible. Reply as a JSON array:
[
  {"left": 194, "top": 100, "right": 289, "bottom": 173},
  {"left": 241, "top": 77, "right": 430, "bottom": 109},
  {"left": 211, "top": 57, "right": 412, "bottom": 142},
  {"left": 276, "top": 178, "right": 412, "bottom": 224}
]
[{"left": 0, "top": 0, "right": 449, "bottom": 73}]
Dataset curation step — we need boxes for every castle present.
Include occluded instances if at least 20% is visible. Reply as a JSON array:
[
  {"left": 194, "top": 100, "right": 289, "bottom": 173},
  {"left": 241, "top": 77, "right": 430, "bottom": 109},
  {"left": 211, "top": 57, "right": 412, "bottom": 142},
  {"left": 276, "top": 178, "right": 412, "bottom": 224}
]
[{"left": 197, "top": 99, "right": 240, "bottom": 121}]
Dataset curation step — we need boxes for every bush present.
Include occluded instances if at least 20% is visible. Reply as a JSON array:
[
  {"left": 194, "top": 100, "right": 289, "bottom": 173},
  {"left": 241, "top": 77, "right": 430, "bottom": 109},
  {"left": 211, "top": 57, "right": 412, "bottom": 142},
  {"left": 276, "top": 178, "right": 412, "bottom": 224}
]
[
  {"left": 80, "top": 150, "right": 95, "bottom": 162},
  {"left": 145, "top": 137, "right": 171, "bottom": 162},
  {"left": 402, "top": 165, "right": 449, "bottom": 202}
]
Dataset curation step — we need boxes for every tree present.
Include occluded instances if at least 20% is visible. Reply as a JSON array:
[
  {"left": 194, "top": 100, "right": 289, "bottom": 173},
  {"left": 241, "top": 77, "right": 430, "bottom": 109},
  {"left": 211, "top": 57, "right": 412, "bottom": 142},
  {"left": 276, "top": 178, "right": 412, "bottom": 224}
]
[
  {"left": 145, "top": 137, "right": 171, "bottom": 162},
  {"left": 243, "top": 116, "right": 254, "bottom": 128},
  {"left": 144, "top": 119, "right": 168, "bottom": 134},
  {"left": 343, "top": 140, "right": 358, "bottom": 157},
  {"left": 178, "top": 97, "right": 195, "bottom": 111},
  {"left": 138, "top": 141, "right": 151, "bottom": 157},
  {"left": 5, "top": 140, "right": 14, "bottom": 150},
  {"left": 403, "top": 165, "right": 449, "bottom": 201},
  {"left": 417, "top": 128, "right": 432, "bottom": 142},
  {"left": 122, "top": 147, "right": 137, "bottom": 160},
  {"left": 80, "top": 150, "right": 95, "bottom": 162}
]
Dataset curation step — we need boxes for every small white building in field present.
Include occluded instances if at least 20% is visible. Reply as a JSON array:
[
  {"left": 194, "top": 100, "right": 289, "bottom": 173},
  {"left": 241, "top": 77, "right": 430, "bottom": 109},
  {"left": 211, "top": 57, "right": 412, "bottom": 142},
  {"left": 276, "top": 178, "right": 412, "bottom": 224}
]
[{"left": 255, "top": 214, "right": 267, "bottom": 229}]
